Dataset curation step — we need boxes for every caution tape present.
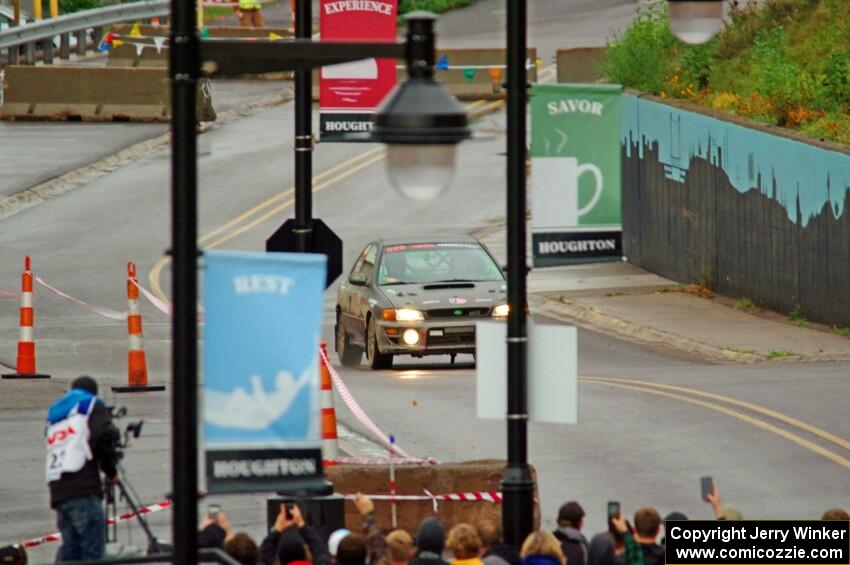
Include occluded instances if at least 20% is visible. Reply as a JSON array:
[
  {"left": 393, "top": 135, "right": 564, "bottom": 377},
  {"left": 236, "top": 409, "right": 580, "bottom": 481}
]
[
  {"left": 341, "top": 490, "right": 502, "bottom": 513},
  {"left": 320, "top": 347, "right": 434, "bottom": 464},
  {"left": 21, "top": 499, "right": 172, "bottom": 549},
  {"left": 35, "top": 276, "right": 127, "bottom": 321},
  {"left": 0, "top": 289, "right": 18, "bottom": 300}
]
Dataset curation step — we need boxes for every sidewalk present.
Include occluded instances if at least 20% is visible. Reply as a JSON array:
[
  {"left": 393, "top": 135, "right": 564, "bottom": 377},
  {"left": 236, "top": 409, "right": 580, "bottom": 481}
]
[{"left": 476, "top": 224, "right": 850, "bottom": 363}]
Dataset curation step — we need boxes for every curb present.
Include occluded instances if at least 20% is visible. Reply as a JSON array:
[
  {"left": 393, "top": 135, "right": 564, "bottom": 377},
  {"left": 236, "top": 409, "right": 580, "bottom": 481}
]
[
  {"left": 531, "top": 294, "right": 850, "bottom": 364},
  {"left": 0, "top": 89, "right": 294, "bottom": 221}
]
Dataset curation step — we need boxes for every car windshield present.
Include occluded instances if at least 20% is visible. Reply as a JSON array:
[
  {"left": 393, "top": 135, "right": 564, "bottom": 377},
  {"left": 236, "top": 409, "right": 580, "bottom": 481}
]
[{"left": 377, "top": 243, "right": 504, "bottom": 285}]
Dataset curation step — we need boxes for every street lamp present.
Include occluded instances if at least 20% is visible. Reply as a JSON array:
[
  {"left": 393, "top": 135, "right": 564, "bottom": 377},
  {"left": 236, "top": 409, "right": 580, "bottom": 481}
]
[
  {"left": 667, "top": 0, "right": 724, "bottom": 44},
  {"left": 370, "top": 13, "right": 471, "bottom": 201}
]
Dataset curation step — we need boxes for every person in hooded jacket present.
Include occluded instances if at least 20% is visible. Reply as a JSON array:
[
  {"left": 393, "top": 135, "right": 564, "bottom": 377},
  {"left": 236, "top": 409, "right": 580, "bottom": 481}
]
[
  {"left": 45, "top": 375, "right": 120, "bottom": 562},
  {"left": 477, "top": 520, "right": 520, "bottom": 565},
  {"left": 553, "top": 502, "right": 589, "bottom": 565},
  {"left": 519, "top": 532, "right": 565, "bottom": 565},
  {"left": 259, "top": 503, "right": 332, "bottom": 565},
  {"left": 409, "top": 518, "right": 449, "bottom": 565}
]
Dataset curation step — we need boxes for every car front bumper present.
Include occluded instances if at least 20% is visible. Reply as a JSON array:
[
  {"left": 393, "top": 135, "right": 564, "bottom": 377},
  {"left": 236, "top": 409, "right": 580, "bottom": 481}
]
[{"left": 375, "top": 318, "right": 486, "bottom": 355}]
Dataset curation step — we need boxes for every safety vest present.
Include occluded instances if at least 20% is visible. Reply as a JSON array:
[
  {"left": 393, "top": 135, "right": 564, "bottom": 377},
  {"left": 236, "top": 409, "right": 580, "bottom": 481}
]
[
  {"left": 45, "top": 400, "right": 94, "bottom": 483},
  {"left": 239, "top": 0, "right": 261, "bottom": 10}
]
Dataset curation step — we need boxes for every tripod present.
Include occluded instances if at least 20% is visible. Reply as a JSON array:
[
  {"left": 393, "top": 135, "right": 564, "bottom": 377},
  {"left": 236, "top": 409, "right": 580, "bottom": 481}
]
[{"left": 105, "top": 464, "right": 171, "bottom": 555}]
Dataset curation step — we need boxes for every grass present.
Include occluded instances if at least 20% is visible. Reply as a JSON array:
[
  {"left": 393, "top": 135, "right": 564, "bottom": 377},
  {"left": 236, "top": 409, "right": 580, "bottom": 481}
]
[
  {"left": 833, "top": 326, "right": 850, "bottom": 337},
  {"left": 600, "top": 0, "right": 850, "bottom": 145},
  {"left": 606, "top": 291, "right": 624, "bottom": 297},
  {"left": 789, "top": 305, "right": 807, "bottom": 327},
  {"left": 399, "top": 0, "right": 478, "bottom": 16},
  {"left": 735, "top": 297, "right": 755, "bottom": 311},
  {"left": 766, "top": 349, "right": 796, "bottom": 360}
]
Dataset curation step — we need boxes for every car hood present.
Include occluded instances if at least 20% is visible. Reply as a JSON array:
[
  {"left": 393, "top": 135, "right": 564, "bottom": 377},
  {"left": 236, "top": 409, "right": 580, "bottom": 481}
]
[{"left": 378, "top": 280, "right": 507, "bottom": 310}]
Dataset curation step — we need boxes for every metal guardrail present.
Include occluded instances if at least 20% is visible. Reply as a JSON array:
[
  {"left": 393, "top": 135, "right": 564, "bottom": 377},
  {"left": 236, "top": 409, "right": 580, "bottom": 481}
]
[{"left": 0, "top": 0, "right": 167, "bottom": 64}]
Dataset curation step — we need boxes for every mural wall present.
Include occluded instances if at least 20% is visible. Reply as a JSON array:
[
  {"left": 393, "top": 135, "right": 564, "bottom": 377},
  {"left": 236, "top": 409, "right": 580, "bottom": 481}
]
[{"left": 621, "top": 93, "right": 850, "bottom": 326}]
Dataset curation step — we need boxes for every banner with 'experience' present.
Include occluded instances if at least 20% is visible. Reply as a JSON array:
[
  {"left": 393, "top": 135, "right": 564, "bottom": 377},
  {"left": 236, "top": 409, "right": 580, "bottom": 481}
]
[{"left": 531, "top": 83, "right": 623, "bottom": 266}]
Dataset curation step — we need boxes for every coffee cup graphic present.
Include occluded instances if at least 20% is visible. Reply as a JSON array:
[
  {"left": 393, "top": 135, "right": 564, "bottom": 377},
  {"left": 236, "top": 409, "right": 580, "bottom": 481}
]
[{"left": 532, "top": 156, "right": 604, "bottom": 227}]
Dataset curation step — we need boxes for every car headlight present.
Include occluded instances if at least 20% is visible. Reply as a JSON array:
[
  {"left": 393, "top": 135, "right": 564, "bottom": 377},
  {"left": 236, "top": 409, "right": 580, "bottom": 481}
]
[
  {"left": 395, "top": 308, "right": 425, "bottom": 322},
  {"left": 493, "top": 304, "right": 510, "bottom": 317}
]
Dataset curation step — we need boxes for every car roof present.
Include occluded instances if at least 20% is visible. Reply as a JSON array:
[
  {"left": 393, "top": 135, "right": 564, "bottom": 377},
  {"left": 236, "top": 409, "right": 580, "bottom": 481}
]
[{"left": 376, "top": 235, "right": 480, "bottom": 248}]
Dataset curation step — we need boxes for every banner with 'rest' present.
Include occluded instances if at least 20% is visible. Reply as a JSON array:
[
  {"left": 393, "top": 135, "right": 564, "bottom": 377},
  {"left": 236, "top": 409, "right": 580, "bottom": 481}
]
[
  {"left": 531, "top": 84, "right": 623, "bottom": 266},
  {"left": 319, "top": 0, "right": 398, "bottom": 141},
  {"left": 203, "top": 250, "right": 326, "bottom": 494}
]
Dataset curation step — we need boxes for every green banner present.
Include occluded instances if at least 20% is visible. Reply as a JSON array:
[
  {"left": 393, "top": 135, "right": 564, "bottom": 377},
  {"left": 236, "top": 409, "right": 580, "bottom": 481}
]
[{"left": 530, "top": 84, "right": 623, "bottom": 265}]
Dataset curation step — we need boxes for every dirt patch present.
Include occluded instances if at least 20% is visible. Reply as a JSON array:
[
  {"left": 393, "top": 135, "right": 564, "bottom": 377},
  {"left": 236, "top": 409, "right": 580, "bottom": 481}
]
[{"left": 326, "top": 460, "right": 539, "bottom": 534}]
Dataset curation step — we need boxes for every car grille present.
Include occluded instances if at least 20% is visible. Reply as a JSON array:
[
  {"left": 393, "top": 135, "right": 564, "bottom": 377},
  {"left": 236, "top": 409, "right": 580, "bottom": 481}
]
[{"left": 425, "top": 307, "right": 490, "bottom": 319}]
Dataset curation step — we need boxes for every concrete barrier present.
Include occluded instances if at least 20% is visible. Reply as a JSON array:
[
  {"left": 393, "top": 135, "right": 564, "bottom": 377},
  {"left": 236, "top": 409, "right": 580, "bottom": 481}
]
[
  {"left": 0, "top": 65, "right": 215, "bottom": 122},
  {"left": 312, "top": 48, "right": 538, "bottom": 101},
  {"left": 319, "top": 460, "right": 540, "bottom": 534},
  {"left": 555, "top": 47, "right": 605, "bottom": 84}
]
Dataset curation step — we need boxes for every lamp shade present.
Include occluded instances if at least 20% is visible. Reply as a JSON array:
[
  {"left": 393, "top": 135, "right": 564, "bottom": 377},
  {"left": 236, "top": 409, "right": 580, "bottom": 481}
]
[
  {"left": 667, "top": 0, "right": 724, "bottom": 45},
  {"left": 369, "top": 12, "right": 471, "bottom": 200}
]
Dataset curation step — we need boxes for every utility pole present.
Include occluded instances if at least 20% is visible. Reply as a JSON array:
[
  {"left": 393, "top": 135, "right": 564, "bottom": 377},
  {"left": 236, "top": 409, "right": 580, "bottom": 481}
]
[
  {"left": 294, "top": 0, "right": 313, "bottom": 253},
  {"left": 501, "top": 0, "right": 535, "bottom": 547},
  {"left": 169, "top": 0, "right": 200, "bottom": 556}
]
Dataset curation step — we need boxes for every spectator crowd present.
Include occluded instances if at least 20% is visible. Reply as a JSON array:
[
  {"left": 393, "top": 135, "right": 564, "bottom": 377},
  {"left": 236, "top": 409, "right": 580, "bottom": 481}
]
[{"left": 191, "top": 485, "right": 849, "bottom": 565}]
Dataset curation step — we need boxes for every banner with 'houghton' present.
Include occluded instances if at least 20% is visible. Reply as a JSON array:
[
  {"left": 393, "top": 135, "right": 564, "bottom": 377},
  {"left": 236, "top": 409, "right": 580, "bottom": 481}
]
[{"left": 531, "top": 83, "right": 623, "bottom": 266}]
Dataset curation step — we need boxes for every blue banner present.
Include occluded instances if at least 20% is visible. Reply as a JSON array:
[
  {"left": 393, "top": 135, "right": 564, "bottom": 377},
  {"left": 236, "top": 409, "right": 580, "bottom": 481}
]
[{"left": 203, "top": 250, "right": 326, "bottom": 493}]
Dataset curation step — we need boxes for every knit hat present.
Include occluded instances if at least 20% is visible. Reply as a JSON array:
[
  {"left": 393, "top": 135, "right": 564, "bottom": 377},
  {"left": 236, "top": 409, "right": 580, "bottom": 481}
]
[
  {"left": 558, "top": 501, "right": 585, "bottom": 526},
  {"left": 415, "top": 517, "right": 446, "bottom": 555},
  {"left": 72, "top": 375, "right": 98, "bottom": 395},
  {"left": 664, "top": 511, "right": 688, "bottom": 522},
  {"left": 329, "top": 529, "right": 351, "bottom": 557},
  {"left": 717, "top": 506, "right": 743, "bottom": 521}
]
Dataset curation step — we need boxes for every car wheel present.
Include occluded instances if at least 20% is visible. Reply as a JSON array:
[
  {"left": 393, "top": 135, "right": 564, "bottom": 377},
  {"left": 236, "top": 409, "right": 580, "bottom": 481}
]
[
  {"left": 367, "top": 318, "right": 393, "bottom": 370},
  {"left": 336, "top": 320, "right": 363, "bottom": 367}
]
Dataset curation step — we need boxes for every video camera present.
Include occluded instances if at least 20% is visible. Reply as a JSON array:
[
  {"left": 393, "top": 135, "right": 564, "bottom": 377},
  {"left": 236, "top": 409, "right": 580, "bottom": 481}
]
[{"left": 107, "top": 405, "right": 145, "bottom": 456}]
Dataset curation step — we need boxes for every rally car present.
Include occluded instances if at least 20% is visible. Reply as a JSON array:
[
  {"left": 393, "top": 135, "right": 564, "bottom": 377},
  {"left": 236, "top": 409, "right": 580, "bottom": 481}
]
[{"left": 335, "top": 236, "right": 508, "bottom": 369}]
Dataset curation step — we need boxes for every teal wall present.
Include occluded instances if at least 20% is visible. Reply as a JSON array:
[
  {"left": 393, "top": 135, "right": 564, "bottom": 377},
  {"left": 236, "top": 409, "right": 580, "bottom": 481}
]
[{"left": 622, "top": 94, "right": 850, "bottom": 227}]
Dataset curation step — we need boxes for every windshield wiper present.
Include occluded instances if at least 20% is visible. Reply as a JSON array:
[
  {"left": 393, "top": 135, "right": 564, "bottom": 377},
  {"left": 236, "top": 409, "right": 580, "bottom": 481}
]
[
  {"left": 380, "top": 281, "right": 415, "bottom": 286},
  {"left": 428, "top": 278, "right": 483, "bottom": 283}
]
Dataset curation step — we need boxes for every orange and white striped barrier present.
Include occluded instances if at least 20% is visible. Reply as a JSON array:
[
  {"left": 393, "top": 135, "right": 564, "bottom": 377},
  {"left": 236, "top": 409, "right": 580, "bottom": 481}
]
[
  {"left": 320, "top": 340, "right": 340, "bottom": 464},
  {"left": 21, "top": 498, "right": 173, "bottom": 549},
  {"left": 2, "top": 256, "right": 49, "bottom": 380},
  {"left": 113, "top": 262, "right": 164, "bottom": 393}
]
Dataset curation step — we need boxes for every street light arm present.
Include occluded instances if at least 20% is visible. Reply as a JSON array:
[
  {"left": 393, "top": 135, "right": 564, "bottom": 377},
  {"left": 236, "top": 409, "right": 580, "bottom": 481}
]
[{"left": 200, "top": 38, "right": 407, "bottom": 77}]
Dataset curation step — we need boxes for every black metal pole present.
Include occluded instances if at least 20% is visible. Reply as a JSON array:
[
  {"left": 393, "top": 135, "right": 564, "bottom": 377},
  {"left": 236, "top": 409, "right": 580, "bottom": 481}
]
[
  {"left": 294, "top": 0, "right": 313, "bottom": 252},
  {"left": 501, "top": 0, "right": 534, "bottom": 548},
  {"left": 169, "top": 0, "right": 199, "bottom": 560}
]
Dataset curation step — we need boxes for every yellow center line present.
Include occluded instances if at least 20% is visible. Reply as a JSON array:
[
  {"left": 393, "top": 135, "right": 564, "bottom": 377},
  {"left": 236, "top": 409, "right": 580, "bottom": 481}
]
[
  {"left": 203, "top": 153, "right": 386, "bottom": 250},
  {"left": 199, "top": 146, "right": 385, "bottom": 246},
  {"left": 582, "top": 378, "right": 850, "bottom": 471},
  {"left": 583, "top": 376, "right": 850, "bottom": 452}
]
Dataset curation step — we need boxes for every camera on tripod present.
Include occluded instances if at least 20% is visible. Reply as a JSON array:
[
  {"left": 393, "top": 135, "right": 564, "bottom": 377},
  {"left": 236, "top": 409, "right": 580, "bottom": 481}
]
[{"left": 107, "top": 405, "right": 145, "bottom": 458}]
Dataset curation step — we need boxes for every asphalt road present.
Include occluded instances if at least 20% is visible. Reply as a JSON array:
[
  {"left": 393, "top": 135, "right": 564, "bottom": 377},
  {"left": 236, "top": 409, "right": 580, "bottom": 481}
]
[{"left": 1, "top": 0, "right": 848, "bottom": 559}]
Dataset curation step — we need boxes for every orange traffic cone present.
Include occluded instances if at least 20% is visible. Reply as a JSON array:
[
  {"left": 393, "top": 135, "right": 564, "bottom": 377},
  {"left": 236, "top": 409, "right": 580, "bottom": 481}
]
[
  {"left": 3, "top": 256, "right": 50, "bottom": 379},
  {"left": 320, "top": 341, "right": 339, "bottom": 465},
  {"left": 113, "top": 262, "right": 165, "bottom": 393}
]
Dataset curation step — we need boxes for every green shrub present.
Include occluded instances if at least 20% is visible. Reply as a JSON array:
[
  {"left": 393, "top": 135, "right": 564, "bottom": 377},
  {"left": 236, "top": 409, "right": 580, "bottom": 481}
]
[
  {"left": 398, "top": 0, "right": 477, "bottom": 15},
  {"left": 600, "top": 2, "right": 678, "bottom": 94},
  {"left": 600, "top": 0, "right": 850, "bottom": 145},
  {"left": 59, "top": 0, "right": 100, "bottom": 14}
]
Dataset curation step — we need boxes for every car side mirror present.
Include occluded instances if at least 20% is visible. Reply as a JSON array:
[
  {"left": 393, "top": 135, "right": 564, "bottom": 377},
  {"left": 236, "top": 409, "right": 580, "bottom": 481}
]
[{"left": 349, "top": 272, "right": 367, "bottom": 286}]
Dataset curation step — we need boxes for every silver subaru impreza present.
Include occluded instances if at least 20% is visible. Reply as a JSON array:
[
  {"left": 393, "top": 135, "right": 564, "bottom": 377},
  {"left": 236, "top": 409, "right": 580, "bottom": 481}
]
[{"left": 335, "top": 235, "right": 508, "bottom": 370}]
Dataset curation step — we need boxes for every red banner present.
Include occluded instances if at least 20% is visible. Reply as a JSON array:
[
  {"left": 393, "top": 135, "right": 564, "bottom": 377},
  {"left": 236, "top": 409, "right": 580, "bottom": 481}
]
[{"left": 319, "top": 0, "right": 398, "bottom": 140}]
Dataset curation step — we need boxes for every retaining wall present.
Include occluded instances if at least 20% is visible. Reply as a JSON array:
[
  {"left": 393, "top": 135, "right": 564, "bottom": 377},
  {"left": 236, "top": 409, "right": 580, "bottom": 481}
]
[{"left": 621, "top": 92, "right": 850, "bottom": 326}]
